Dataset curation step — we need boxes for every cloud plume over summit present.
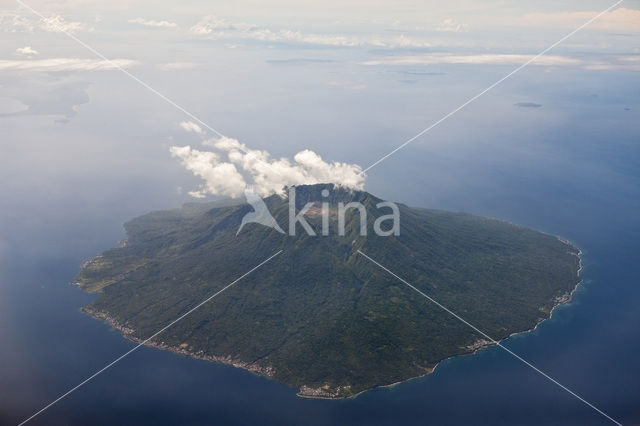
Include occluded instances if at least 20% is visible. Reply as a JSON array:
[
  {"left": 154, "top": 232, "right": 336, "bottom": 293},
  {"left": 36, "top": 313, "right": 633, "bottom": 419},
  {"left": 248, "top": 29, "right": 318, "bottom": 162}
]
[{"left": 171, "top": 122, "right": 365, "bottom": 198}]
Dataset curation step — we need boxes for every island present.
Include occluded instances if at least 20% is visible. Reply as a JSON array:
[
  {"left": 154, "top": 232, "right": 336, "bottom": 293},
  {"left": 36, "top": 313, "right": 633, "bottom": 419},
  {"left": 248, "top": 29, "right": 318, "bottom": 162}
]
[{"left": 75, "top": 183, "right": 581, "bottom": 398}]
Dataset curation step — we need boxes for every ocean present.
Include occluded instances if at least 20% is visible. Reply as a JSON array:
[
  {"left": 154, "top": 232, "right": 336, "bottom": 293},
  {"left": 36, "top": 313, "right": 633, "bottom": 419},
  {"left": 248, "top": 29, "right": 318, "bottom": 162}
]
[{"left": 1, "top": 119, "right": 639, "bottom": 425}]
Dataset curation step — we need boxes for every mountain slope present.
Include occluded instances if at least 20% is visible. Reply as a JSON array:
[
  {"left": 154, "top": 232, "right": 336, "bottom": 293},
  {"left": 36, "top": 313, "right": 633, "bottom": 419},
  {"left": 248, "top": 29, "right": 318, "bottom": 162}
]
[{"left": 75, "top": 184, "right": 581, "bottom": 397}]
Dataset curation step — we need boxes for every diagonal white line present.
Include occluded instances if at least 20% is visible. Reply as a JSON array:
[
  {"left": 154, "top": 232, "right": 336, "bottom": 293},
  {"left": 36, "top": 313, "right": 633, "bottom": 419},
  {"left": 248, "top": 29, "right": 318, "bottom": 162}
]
[
  {"left": 18, "top": 250, "right": 283, "bottom": 426},
  {"left": 14, "top": 0, "right": 300, "bottom": 191},
  {"left": 357, "top": 249, "right": 622, "bottom": 426},
  {"left": 12, "top": 1, "right": 624, "bottom": 424},
  {"left": 360, "top": 0, "right": 624, "bottom": 174},
  {"left": 14, "top": 0, "right": 227, "bottom": 140}
]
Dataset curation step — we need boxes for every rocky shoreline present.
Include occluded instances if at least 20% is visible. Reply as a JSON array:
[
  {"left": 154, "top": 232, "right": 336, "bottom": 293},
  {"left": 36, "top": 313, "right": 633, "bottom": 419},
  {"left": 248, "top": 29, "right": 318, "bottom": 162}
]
[
  {"left": 79, "top": 239, "right": 583, "bottom": 400},
  {"left": 365, "top": 243, "right": 584, "bottom": 399},
  {"left": 82, "top": 306, "right": 276, "bottom": 379}
]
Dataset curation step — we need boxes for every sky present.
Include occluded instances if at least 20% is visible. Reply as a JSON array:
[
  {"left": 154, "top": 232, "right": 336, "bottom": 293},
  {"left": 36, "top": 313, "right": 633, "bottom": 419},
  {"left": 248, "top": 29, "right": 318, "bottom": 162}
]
[{"left": 0, "top": 0, "right": 638, "bottom": 241}]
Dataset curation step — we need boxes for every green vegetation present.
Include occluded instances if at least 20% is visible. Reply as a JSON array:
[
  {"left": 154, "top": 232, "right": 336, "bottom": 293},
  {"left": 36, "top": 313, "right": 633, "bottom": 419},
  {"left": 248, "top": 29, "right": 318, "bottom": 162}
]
[{"left": 76, "top": 184, "right": 580, "bottom": 398}]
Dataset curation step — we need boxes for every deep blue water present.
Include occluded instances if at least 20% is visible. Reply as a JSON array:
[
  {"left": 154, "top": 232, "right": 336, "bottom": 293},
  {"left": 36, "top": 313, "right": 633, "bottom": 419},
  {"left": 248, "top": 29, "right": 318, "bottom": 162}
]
[{"left": 1, "top": 125, "right": 639, "bottom": 425}]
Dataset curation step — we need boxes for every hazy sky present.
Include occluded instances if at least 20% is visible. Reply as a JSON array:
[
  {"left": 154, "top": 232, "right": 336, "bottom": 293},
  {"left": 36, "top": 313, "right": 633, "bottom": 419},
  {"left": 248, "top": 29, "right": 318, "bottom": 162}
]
[{"left": 1, "top": 0, "right": 639, "bottom": 253}]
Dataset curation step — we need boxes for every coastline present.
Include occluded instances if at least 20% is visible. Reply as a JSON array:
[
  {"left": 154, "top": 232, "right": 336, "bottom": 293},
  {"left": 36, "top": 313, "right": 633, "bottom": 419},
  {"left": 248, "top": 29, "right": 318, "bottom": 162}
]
[
  {"left": 363, "top": 239, "right": 584, "bottom": 399},
  {"left": 79, "top": 238, "right": 584, "bottom": 400},
  {"left": 81, "top": 306, "right": 276, "bottom": 379},
  {"left": 503, "top": 241, "right": 583, "bottom": 342}
]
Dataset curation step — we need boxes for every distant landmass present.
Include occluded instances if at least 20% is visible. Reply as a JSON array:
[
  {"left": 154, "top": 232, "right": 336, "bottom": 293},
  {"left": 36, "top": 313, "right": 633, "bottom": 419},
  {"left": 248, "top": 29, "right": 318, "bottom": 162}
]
[
  {"left": 514, "top": 102, "right": 542, "bottom": 108},
  {"left": 75, "top": 184, "right": 581, "bottom": 398}
]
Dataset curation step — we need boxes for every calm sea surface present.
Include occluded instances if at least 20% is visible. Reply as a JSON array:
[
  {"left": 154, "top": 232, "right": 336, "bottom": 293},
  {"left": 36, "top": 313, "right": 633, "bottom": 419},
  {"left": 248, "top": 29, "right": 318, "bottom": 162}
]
[{"left": 1, "top": 131, "right": 638, "bottom": 425}]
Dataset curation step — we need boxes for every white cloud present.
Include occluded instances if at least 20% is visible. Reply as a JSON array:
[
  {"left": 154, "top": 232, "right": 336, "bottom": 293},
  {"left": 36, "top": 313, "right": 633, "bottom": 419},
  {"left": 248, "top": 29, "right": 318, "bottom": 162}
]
[
  {"left": 360, "top": 52, "right": 640, "bottom": 71},
  {"left": 129, "top": 18, "right": 178, "bottom": 28},
  {"left": 0, "top": 12, "right": 91, "bottom": 34},
  {"left": 0, "top": 11, "right": 35, "bottom": 32},
  {"left": 41, "top": 15, "right": 90, "bottom": 34},
  {"left": 16, "top": 46, "right": 39, "bottom": 57},
  {"left": 0, "top": 58, "right": 139, "bottom": 72},
  {"left": 436, "top": 18, "right": 467, "bottom": 33},
  {"left": 179, "top": 121, "right": 203, "bottom": 134},
  {"left": 189, "top": 14, "right": 430, "bottom": 48},
  {"left": 249, "top": 28, "right": 363, "bottom": 47},
  {"left": 0, "top": 97, "right": 28, "bottom": 115},
  {"left": 213, "top": 136, "right": 365, "bottom": 196},
  {"left": 361, "top": 53, "right": 584, "bottom": 67},
  {"left": 157, "top": 62, "right": 200, "bottom": 71},
  {"left": 171, "top": 132, "right": 365, "bottom": 198},
  {"left": 580, "top": 55, "right": 640, "bottom": 71},
  {"left": 190, "top": 15, "right": 242, "bottom": 35},
  {"left": 170, "top": 146, "right": 246, "bottom": 198},
  {"left": 618, "top": 55, "right": 640, "bottom": 63}
]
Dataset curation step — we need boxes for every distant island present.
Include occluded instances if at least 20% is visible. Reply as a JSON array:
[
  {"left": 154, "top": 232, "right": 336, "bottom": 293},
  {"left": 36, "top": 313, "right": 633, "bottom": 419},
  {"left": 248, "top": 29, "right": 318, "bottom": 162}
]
[{"left": 75, "top": 184, "right": 581, "bottom": 398}]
